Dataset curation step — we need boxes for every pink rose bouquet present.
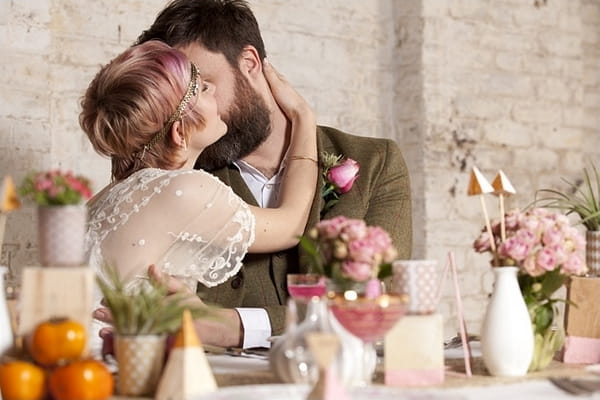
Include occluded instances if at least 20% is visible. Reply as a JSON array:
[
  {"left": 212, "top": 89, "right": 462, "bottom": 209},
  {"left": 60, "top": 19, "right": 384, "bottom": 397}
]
[
  {"left": 474, "top": 207, "right": 587, "bottom": 370},
  {"left": 473, "top": 208, "right": 586, "bottom": 276},
  {"left": 300, "top": 216, "right": 397, "bottom": 290},
  {"left": 20, "top": 170, "right": 93, "bottom": 206},
  {"left": 320, "top": 152, "right": 359, "bottom": 217}
]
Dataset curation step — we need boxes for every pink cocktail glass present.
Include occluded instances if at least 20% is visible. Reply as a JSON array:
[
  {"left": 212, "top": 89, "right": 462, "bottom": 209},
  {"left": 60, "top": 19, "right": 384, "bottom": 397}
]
[
  {"left": 287, "top": 274, "right": 326, "bottom": 303},
  {"left": 329, "top": 293, "right": 406, "bottom": 385}
]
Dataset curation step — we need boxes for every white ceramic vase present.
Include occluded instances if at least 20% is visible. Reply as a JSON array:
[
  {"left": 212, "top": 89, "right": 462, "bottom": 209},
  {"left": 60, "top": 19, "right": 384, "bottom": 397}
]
[{"left": 480, "top": 266, "right": 534, "bottom": 377}]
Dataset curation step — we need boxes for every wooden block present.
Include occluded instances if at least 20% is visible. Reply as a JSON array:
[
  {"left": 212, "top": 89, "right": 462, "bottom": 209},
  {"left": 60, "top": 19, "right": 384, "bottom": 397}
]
[
  {"left": 565, "top": 276, "right": 600, "bottom": 338},
  {"left": 562, "top": 336, "right": 600, "bottom": 364},
  {"left": 18, "top": 266, "right": 95, "bottom": 349},
  {"left": 384, "top": 313, "right": 444, "bottom": 386}
]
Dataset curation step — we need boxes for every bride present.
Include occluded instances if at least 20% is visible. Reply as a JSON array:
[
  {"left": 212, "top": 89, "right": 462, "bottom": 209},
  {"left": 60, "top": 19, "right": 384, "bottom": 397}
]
[{"left": 79, "top": 40, "right": 317, "bottom": 348}]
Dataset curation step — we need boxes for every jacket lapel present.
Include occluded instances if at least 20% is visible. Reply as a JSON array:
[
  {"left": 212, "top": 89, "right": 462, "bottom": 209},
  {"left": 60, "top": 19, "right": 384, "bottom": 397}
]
[{"left": 210, "top": 165, "right": 259, "bottom": 207}]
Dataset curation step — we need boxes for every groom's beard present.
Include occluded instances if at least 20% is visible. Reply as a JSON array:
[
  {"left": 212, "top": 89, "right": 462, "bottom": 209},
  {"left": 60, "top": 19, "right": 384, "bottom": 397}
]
[{"left": 195, "top": 72, "right": 271, "bottom": 171}]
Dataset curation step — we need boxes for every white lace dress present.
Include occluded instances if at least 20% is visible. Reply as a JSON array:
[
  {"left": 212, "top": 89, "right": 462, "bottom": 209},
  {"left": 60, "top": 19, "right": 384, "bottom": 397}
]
[
  {"left": 85, "top": 168, "right": 255, "bottom": 355},
  {"left": 86, "top": 168, "right": 255, "bottom": 289}
]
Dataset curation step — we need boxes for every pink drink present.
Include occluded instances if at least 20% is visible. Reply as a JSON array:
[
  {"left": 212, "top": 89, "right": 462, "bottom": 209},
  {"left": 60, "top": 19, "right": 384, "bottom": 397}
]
[
  {"left": 288, "top": 284, "right": 326, "bottom": 301},
  {"left": 330, "top": 298, "right": 405, "bottom": 342}
]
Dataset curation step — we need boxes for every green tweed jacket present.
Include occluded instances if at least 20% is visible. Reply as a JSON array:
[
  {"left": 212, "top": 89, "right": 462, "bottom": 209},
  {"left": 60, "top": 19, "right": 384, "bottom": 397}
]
[{"left": 196, "top": 125, "right": 412, "bottom": 336}]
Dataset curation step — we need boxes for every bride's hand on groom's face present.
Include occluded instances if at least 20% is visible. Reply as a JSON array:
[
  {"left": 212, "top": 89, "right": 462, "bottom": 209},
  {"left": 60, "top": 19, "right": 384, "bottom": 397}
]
[{"left": 263, "top": 59, "right": 313, "bottom": 122}]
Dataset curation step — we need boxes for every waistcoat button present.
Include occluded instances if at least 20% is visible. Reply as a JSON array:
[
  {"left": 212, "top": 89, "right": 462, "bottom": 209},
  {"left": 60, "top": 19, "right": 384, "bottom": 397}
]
[{"left": 231, "top": 276, "right": 243, "bottom": 289}]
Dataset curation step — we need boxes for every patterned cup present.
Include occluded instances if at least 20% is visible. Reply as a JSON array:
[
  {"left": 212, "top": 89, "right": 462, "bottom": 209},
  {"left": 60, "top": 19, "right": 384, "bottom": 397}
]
[{"left": 391, "top": 259, "right": 439, "bottom": 314}]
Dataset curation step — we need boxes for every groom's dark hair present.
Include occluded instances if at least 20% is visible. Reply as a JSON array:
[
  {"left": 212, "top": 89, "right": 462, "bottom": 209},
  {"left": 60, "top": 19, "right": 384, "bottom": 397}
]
[{"left": 136, "top": 0, "right": 267, "bottom": 69}]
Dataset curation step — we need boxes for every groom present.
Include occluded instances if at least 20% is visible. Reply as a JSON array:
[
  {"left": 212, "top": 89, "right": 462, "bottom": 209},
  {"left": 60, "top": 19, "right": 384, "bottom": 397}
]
[{"left": 133, "top": 0, "right": 411, "bottom": 348}]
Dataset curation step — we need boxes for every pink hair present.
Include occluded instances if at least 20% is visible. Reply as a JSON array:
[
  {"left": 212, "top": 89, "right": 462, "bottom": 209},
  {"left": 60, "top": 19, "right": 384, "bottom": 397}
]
[{"left": 80, "top": 40, "right": 205, "bottom": 180}]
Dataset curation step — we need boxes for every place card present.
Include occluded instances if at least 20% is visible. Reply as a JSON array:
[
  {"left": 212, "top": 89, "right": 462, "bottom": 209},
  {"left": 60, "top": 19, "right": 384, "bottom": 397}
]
[{"left": 384, "top": 313, "right": 444, "bottom": 386}]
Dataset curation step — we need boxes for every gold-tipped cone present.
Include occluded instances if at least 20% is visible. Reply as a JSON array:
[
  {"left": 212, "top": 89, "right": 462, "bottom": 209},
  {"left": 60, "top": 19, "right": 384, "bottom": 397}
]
[
  {"left": 173, "top": 309, "right": 200, "bottom": 348},
  {"left": 1, "top": 176, "right": 20, "bottom": 213},
  {"left": 467, "top": 166, "right": 494, "bottom": 196},
  {"left": 491, "top": 169, "right": 516, "bottom": 196}
]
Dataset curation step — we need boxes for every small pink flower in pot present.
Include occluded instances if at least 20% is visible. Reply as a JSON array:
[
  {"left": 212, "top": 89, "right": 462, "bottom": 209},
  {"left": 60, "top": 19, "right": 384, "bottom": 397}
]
[{"left": 328, "top": 159, "right": 359, "bottom": 194}]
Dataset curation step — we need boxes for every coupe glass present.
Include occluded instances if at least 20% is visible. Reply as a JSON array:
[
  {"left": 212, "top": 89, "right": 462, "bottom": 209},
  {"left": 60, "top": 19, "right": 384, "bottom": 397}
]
[
  {"left": 329, "top": 291, "right": 406, "bottom": 385},
  {"left": 287, "top": 273, "right": 326, "bottom": 303}
]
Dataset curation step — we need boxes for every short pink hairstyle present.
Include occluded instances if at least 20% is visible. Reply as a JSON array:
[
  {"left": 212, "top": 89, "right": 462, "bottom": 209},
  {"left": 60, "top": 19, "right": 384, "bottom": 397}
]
[{"left": 80, "top": 40, "right": 205, "bottom": 180}]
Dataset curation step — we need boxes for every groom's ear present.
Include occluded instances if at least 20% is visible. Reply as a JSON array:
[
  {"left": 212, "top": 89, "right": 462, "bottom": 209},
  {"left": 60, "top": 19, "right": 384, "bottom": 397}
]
[{"left": 238, "top": 45, "right": 262, "bottom": 80}]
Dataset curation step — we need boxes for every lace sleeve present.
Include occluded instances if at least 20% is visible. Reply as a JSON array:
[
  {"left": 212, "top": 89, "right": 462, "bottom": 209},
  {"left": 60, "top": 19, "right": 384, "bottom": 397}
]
[
  {"left": 157, "top": 171, "right": 256, "bottom": 287},
  {"left": 85, "top": 168, "right": 255, "bottom": 290}
]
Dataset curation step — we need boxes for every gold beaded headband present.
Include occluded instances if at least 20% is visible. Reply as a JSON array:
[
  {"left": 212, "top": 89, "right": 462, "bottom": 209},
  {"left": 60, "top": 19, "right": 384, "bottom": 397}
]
[{"left": 134, "top": 63, "right": 200, "bottom": 160}]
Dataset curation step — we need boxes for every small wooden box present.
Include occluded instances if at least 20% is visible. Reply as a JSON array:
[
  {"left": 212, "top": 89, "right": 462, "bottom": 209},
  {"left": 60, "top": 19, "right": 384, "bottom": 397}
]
[
  {"left": 562, "top": 276, "right": 600, "bottom": 364},
  {"left": 564, "top": 276, "right": 600, "bottom": 338},
  {"left": 18, "top": 266, "right": 95, "bottom": 342}
]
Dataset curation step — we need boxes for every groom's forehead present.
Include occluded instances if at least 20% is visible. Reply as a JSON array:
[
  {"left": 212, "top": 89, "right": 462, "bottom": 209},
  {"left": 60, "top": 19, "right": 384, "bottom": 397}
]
[{"left": 177, "top": 43, "right": 235, "bottom": 79}]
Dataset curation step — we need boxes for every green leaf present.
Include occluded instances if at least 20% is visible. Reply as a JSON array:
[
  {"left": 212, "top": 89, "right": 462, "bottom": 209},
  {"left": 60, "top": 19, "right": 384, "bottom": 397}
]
[
  {"left": 533, "top": 163, "right": 600, "bottom": 230},
  {"left": 540, "top": 269, "right": 567, "bottom": 297},
  {"left": 298, "top": 236, "right": 324, "bottom": 275},
  {"left": 533, "top": 303, "right": 553, "bottom": 334},
  {"left": 377, "top": 263, "right": 392, "bottom": 280}
]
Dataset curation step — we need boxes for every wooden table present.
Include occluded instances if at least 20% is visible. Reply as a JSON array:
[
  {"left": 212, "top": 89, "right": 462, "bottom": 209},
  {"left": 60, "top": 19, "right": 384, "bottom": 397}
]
[{"left": 110, "top": 349, "right": 598, "bottom": 399}]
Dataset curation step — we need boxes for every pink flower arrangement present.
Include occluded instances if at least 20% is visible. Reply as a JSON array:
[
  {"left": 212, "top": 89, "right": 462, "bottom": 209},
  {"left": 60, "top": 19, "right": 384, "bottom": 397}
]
[
  {"left": 301, "top": 216, "right": 397, "bottom": 284},
  {"left": 474, "top": 207, "right": 587, "bottom": 369},
  {"left": 473, "top": 208, "right": 586, "bottom": 277},
  {"left": 20, "top": 170, "right": 93, "bottom": 206},
  {"left": 320, "top": 152, "right": 359, "bottom": 216}
]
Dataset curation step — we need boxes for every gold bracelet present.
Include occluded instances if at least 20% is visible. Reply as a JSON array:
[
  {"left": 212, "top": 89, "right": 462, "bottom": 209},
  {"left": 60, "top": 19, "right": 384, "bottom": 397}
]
[{"left": 288, "top": 155, "right": 318, "bottom": 164}]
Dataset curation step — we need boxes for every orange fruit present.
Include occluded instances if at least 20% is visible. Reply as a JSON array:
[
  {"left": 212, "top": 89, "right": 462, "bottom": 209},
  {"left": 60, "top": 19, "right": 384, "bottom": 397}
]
[
  {"left": 30, "top": 317, "right": 86, "bottom": 366},
  {"left": 49, "top": 359, "right": 114, "bottom": 400},
  {"left": 0, "top": 360, "right": 46, "bottom": 400}
]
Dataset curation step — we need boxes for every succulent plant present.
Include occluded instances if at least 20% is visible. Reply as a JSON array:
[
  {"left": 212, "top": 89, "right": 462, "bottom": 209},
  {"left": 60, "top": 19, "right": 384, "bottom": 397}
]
[
  {"left": 96, "top": 267, "right": 211, "bottom": 336},
  {"left": 535, "top": 164, "right": 600, "bottom": 231}
]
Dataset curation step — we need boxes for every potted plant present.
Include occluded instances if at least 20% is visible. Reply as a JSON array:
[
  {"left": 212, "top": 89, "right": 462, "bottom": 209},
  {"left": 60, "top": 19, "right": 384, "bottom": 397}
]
[
  {"left": 96, "top": 267, "right": 209, "bottom": 397},
  {"left": 535, "top": 164, "right": 600, "bottom": 275},
  {"left": 19, "top": 170, "right": 93, "bottom": 266}
]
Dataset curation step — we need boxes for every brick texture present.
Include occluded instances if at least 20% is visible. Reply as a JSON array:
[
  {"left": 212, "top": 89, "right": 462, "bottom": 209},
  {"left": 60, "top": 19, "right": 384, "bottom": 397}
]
[{"left": 0, "top": 0, "right": 599, "bottom": 337}]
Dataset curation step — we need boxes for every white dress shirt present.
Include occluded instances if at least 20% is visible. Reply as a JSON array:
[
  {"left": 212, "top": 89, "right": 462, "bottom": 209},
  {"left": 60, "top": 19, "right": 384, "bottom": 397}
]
[{"left": 233, "top": 159, "right": 284, "bottom": 348}]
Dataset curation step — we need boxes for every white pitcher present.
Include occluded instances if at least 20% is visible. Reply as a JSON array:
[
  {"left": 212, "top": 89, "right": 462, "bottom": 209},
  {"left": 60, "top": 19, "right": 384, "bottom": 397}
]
[{"left": 0, "top": 266, "right": 14, "bottom": 356}]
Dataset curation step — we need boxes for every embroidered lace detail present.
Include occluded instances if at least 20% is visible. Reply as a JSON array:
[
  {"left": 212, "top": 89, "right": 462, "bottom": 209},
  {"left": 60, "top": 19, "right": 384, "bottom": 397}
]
[{"left": 86, "top": 168, "right": 255, "bottom": 289}]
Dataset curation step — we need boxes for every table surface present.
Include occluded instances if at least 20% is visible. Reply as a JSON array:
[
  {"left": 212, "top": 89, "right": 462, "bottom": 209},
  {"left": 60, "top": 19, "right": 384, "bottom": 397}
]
[{"left": 110, "top": 344, "right": 600, "bottom": 399}]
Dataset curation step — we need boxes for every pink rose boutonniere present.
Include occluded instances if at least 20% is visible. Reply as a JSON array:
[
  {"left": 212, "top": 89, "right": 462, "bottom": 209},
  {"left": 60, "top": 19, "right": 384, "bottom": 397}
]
[{"left": 320, "top": 152, "right": 359, "bottom": 216}]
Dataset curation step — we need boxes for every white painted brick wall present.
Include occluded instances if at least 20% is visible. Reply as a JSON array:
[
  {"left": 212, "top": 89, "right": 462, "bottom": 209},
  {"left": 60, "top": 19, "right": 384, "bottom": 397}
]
[{"left": 0, "top": 0, "right": 599, "bottom": 339}]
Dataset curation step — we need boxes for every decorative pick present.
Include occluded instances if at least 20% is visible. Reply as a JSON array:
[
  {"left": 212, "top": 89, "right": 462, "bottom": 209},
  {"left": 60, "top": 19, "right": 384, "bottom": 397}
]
[
  {"left": 491, "top": 170, "right": 516, "bottom": 242},
  {"left": 0, "top": 176, "right": 20, "bottom": 252},
  {"left": 468, "top": 167, "right": 496, "bottom": 252},
  {"left": 306, "top": 333, "right": 348, "bottom": 400}
]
